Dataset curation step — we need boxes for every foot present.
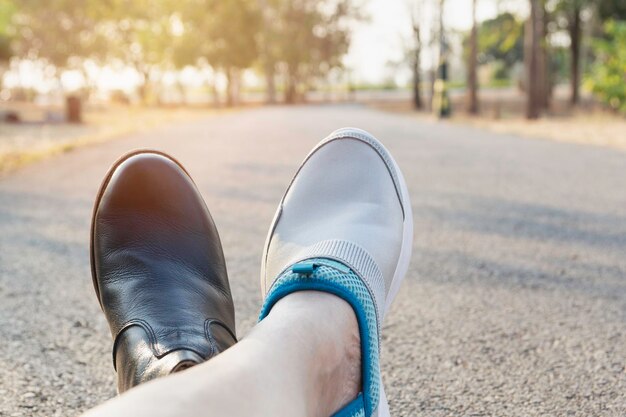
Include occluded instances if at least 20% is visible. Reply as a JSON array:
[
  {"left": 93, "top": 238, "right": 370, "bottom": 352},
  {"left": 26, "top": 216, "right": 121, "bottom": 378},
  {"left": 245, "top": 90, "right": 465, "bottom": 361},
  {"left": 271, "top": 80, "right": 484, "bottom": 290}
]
[
  {"left": 266, "top": 291, "right": 363, "bottom": 417},
  {"left": 91, "top": 151, "right": 237, "bottom": 392},
  {"left": 259, "top": 128, "right": 413, "bottom": 417}
]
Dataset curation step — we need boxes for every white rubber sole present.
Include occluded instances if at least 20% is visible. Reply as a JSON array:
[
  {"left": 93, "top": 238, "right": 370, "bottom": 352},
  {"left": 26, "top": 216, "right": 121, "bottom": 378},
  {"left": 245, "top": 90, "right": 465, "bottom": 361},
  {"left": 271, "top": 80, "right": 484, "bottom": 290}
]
[
  {"left": 375, "top": 131, "right": 413, "bottom": 417},
  {"left": 382, "top": 135, "right": 414, "bottom": 316}
]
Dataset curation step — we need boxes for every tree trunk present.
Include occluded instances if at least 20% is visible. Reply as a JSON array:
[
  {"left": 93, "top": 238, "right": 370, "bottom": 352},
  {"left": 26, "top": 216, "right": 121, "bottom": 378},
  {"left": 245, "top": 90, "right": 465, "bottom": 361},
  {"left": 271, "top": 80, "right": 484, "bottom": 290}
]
[
  {"left": 225, "top": 67, "right": 235, "bottom": 107},
  {"left": 138, "top": 82, "right": 148, "bottom": 104},
  {"left": 466, "top": 0, "right": 479, "bottom": 114},
  {"left": 412, "top": 53, "right": 422, "bottom": 110},
  {"left": 569, "top": 6, "right": 581, "bottom": 105},
  {"left": 66, "top": 95, "right": 82, "bottom": 123},
  {"left": 259, "top": 0, "right": 276, "bottom": 104},
  {"left": 525, "top": 0, "right": 542, "bottom": 119},
  {"left": 285, "top": 79, "right": 296, "bottom": 104},
  {"left": 429, "top": 68, "right": 436, "bottom": 112},
  {"left": 211, "top": 80, "right": 220, "bottom": 108},
  {"left": 233, "top": 69, "right": 241, "bottom": 105},
  {"left": 265, "top": 64, "right": 276, "bottom": 104},
  {"left": 177, "top": 79, "right": 187, "bottom": 106},
  {"left": 202, "top": 67, "right": 220, "bottom": 108},
  {"left": 53, "top": 69, "right": 79, "bottom": 122},
  {"left": 285, "top": 65, "right": 297, "bottom": 104},
  {"left": 78, "top": 66, "right": 94, "bottom": 103},
  {"left": 538, "top": 2, "right": 551, "bottom": 111},
  {"left": 137, "top": 67, "right": 152, "bottom": 105},
  {"left": 411, "top": 9, "right": 423, "bottom": 110}
]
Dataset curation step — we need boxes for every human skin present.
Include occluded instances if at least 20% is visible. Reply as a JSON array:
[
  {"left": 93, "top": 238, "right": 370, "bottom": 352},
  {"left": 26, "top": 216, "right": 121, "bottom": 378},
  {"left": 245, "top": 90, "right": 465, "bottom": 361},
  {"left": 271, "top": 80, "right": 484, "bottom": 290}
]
[{"left": 82, "top": 291, "right": 361, "bottom": 417}]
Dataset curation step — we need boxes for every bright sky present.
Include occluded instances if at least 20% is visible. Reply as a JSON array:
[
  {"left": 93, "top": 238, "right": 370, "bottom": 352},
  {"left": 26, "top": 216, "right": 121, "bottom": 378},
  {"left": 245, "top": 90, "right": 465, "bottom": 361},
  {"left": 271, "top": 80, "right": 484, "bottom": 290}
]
[{"left": 345, "top": 0, "right": 528, "bottom": 84}]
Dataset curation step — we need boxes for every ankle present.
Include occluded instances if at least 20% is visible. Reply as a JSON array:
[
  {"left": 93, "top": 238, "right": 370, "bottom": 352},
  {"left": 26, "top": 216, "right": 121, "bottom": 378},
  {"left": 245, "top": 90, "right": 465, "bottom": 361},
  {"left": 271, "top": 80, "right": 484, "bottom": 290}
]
[{"left": 269, "top": 291, "right": 362, "bottom": 416}]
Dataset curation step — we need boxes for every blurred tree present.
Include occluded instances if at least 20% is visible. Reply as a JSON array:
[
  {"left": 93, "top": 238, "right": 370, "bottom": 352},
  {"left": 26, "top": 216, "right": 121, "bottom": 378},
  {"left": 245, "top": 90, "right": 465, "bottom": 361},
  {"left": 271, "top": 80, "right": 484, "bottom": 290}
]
[
  {"left": 177, "top": 0, "right": 260, "bottom": 106},
  {"left": 537, "top": 0, "right": 551, "bottom": 111},
  {"left": 525, "top": 0, "right": 543, "bottom": 119},
  {"left": 104, "top": 0, "right": 181, "bottom": 104},
  {"left": 596, "top": 0, "right": 626, "bottom": 21},
  {"left": 474, "top": 13, "right": 524, "bottom": 72},
  {"left": 409, "top": 0, "right": 424, "bottom": 110},
  {"left": 0, "top": 0, "right": 15, "bottom": 90},
  {"left": 553, "top": 0, "right": 592, "bottom": 106},
  {"left": 311, "top": 2, "right": 355, "bottom": 94},
  {"left": 522, "top": 0, "right": 554, "bottom": 117},
  {"left": 466, "top": 0, "right": 479, "bottom": 114},
  {"left": 171, "top": 32, "right": 196, "bottom": 105},
  {"left": 266, "top": 0, "right": 362, "bottom": 104},
  {"left": 173, "top": 0, "right": 219, "bottom": 106},
  {"left": 208, "top": 0, "right": 260, "bottom": 106},
  {"left": 11, "top": 0, "right": 108, "bottom": 113},
  {"left": 12, "top": 0, "right": 107, "bottom": 78},
  {"left": 258, "top": 0, "right": 281, "bottom": 104},
  {"left": 585, "top": 20, "right": 626, "bottom": 113},
  {"left": 432, "top": 0, "right": 451, "bottom": 118}
]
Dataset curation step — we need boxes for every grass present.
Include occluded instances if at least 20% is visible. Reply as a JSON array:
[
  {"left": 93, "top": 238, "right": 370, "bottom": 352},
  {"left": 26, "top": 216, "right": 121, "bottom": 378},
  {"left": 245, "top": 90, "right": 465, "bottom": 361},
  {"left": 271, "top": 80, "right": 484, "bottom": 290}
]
[
  {"left": 368, "top": 91, "right": 626, "bottom": 152},
  {"left": 0, "top": 105, "right": 237, "bottom": 175},
  {"left": 452, "top": 109, "right": 626, "bottom": 151}
]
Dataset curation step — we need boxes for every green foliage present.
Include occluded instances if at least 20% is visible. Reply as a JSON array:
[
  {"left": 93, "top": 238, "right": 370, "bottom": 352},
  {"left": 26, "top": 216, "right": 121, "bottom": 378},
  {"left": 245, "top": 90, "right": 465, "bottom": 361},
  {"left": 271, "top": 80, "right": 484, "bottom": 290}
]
[
  {"left": 0, "top": 0, "right": 14, "bottom": 36},
  {"left": 206, "top": 0, "right": 260, "bottom": 71},
  {"left": 173, "top": 0, "right": 360, "bottom": 102},
  {"left": 585, "top": 21, "right": 626, "bottom": 113},
  {"left": 551, "top": 0, "right": 591, "bottom": 14},
  {"left": 596, "top": 0, "right": 626, "bottom": 21},
  {"left": 0, "top": 36, "right": 10, "bottom": 62},
  {"left": 266, "top": 0, "right": 362, "bottom": 101},
  {"left": 100, "top": 0, "right": 188, "bottom": 72},
  {"left": 549, "top": 46, "right": 569, "bottom": 83},
  {"left": 4, "top": 0, "right": 362, "bottom": 103},
  {"left": 174, "top": 0, "right": 259, "bottom": 71},
  {"left": 477, "top": 12, "right": 524, "bottom": 68},
  {"left": 462, "top": 11, "right": 523, "bottom": 82},
  {"left": 0, "top": 0, "right": 16, "bottom": 63},
  {"left": 12, "top": 0, "right": 108, "bottom": 68}
]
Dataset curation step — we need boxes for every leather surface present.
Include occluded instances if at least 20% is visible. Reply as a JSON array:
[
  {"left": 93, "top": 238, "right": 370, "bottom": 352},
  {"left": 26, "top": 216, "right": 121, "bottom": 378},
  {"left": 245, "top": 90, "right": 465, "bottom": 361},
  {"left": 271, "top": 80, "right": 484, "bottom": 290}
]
[
  {"left": 263, "top": 137, "right": 404, "bottom": 296},
  {"left": 91, "top": 152, "right": 237, "bottom": 392}
]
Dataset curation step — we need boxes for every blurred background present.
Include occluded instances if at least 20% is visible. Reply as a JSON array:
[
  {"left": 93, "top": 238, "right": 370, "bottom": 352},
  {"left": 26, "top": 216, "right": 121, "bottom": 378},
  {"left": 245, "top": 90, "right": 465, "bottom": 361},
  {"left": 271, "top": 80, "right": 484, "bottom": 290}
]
[{"left": 0, "top": 0, "right": 625, "bottom": 171}]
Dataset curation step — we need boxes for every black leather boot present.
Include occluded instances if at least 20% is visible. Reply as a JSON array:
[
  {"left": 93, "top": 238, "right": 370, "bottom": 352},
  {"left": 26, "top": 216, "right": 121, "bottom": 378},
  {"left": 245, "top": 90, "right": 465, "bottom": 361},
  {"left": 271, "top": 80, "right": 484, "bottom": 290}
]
[{"left": 90, "top": 151, "right": 237, "bottom": 393}]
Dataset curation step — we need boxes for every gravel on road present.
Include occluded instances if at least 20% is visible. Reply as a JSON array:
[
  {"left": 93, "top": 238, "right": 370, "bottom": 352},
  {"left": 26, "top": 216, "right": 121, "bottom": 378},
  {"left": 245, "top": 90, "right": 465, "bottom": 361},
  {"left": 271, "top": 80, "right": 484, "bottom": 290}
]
[{"left": 0, "top": 105, "right": 625, "bottom": 416}]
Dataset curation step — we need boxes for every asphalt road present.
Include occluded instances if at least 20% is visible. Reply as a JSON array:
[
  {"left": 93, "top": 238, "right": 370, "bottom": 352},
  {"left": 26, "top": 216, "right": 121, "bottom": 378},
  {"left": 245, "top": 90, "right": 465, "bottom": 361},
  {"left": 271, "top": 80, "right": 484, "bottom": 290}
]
[{"left": 0, "top": 105, "right": 625, "bottom": 417}]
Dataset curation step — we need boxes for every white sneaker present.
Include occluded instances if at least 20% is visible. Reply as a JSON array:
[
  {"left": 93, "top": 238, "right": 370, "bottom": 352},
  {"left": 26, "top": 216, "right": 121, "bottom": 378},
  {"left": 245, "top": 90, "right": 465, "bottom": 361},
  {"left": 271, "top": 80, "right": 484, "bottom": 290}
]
[{"left": 258, "top": 128, "right": 413, "bottom": 417}]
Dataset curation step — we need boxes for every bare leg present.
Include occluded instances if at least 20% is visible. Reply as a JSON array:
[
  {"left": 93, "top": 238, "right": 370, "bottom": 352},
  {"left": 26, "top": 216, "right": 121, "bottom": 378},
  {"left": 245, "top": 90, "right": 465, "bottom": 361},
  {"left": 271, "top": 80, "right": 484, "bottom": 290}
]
[{"left": 83, "top": 292, "right": 361, "bottom": 417}]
